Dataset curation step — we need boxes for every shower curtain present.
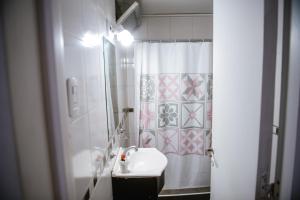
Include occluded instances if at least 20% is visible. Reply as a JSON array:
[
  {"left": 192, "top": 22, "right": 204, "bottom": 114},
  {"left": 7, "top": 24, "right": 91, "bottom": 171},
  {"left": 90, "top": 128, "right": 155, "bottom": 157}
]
[{"left": 133, "top": 42, "right": 213, "bottom": 189}]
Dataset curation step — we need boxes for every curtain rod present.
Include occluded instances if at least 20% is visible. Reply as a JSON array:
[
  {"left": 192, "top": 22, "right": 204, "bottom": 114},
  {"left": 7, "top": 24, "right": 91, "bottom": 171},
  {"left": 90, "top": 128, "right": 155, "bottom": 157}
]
[
  {"left": 142, "top": 13, "right": 213, "bottom": 17},
  {"left": 134, "top": 39, "right": 212, "bottom": 43}
]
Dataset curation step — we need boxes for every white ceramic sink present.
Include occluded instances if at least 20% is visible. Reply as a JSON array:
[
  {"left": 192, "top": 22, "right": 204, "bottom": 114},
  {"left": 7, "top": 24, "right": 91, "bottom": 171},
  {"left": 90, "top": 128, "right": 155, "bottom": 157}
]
[{"left": 112, "top": 148, "right": 167, "bottom": 177}]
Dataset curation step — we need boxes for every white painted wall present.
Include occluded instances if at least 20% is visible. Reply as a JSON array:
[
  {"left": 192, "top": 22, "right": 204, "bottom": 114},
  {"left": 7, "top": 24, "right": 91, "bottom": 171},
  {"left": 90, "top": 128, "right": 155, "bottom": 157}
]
[
  {"left": 3, "top": 1, "right": 55, "bottom": 199},
  {"left": 212, "top": 0, "right": 265, "bottom": 199},
  {"left": 60, "top": 0, "right": 121, "bottom": 199},
  {"left": 134, "top": 15, "right": 213, "bottom": 40}
]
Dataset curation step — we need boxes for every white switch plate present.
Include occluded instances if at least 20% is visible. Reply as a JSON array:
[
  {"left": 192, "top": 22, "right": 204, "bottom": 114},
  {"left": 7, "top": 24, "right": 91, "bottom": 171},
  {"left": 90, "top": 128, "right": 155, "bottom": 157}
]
[{"left": 67, "top": 77, "right": 80, "bottom": 118}]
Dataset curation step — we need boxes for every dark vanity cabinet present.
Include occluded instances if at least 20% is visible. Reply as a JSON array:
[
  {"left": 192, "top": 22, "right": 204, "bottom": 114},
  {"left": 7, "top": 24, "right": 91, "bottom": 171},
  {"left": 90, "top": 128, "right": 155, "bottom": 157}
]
[{"left": 112, "top": 171, "right": 165, "bottom": 200}]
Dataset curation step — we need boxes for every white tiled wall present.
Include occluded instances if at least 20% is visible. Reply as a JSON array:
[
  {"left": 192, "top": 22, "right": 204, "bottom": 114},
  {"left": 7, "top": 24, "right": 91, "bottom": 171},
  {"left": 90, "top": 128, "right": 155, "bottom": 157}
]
[
  {"left": 134, "top": 16, "right": 213, "bottom": 40},
  {"left": 60, "top": 0, "right": 118, "bottom": 199}
]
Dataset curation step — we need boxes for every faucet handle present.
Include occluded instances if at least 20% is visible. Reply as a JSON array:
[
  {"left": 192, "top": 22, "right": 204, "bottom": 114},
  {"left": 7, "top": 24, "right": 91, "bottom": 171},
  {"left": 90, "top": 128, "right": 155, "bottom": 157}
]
[{"left": 123, "top": 146, "right": 138, "bottom": 157}]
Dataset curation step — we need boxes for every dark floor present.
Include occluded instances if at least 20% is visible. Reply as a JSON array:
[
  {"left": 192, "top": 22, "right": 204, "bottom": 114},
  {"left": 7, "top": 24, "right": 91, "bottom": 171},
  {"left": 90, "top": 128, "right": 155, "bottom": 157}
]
[
  {"left": 158, "top": 194, "right": 210, "bottom": 200},
  {"left": 158, "top": 187, "right": 210, "bottom": 200}
]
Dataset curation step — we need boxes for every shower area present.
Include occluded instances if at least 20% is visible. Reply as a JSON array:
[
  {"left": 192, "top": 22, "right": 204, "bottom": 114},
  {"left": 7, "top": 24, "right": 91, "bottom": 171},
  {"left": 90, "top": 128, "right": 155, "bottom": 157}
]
[
  {"left": 133, "top": 41, "right": 213, "bottom": 195},
  {"left": 115, "top": 1, "right": 214, "bottom": 196},
  {"left": 124, "top": 41, "right": 213, "bottom": 198}
]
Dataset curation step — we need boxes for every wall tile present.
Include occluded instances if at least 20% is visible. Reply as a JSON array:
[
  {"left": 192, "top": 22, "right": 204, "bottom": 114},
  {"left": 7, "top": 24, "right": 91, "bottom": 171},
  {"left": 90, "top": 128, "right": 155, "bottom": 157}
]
[
  {"left": 98, "top": 0, "right": 106, "bottom": 16},
  {"left": 98, "top": 14, "right": 107, "bottom": 37},
  {"left": 63, "top": 33, "right": 88, "bottom": 118},
  {"left": 134, "top": 17, "right": 148, "bottom": 40},
  {"left": 170, "top": 17, "right": 193, "bottom": 39},
  {"left": 90, "top": 166, "right": 113, "bottom": 200},
  {"left": 133, "top": 16, "right": 213, "bottom": 40},
  {"left": 61, "top": 0, "right": 84, "bottom": 37},
  {"left": 82, "top": 0, "right": 100, "bottom": 34},
  {"left": 70, "top": 115, "right": 92, "bottom": 200},
  {"left": 192, "top": 16, "right": 213, "bottom": 39},
  {"left": 62, "top": 0, "right": 123, "bottom": 199},
  {"left": 147, "top": 17, "right": 170, "bottom": 40},
  {"left": 89, "top": 107, "right": 108, "bottom": 176},
  {"left": 83, "top": 46, "right": 102, "bottom": 111},
  {"left": 103, "top": 0, "right": 116, "bottom": 23}
]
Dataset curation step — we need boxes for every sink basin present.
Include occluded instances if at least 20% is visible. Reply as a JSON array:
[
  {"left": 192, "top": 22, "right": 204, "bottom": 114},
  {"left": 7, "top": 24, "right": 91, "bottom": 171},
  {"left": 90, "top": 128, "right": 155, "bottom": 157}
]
[
  {"left": 112, "top": 148, "right": 167, "bottom": 177},
  {"left": 112, "top": 148, "right": 167, "bottom": 200}
]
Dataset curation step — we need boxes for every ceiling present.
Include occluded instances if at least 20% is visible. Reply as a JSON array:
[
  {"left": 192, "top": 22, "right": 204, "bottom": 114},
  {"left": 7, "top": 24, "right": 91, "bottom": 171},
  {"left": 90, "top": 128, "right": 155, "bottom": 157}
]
[{"left": 138, "top": 0, "right": 213, "bottom": 15}]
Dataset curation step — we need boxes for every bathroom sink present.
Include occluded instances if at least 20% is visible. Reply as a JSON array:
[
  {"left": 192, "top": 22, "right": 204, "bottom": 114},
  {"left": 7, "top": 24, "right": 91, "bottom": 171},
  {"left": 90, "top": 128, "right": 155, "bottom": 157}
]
[
  {"left": 112, "top": 148, "right": 167, "bottom": 177},
  {"left": 112, "top": 148, "right": 167, "bottom": 200}
]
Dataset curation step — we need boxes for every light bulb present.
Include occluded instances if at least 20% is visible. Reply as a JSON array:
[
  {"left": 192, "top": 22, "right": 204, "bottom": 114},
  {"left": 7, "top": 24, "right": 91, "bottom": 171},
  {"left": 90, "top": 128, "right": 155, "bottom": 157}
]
[{"left": 117, "top": 29, "right": 134, "bottom": 47}]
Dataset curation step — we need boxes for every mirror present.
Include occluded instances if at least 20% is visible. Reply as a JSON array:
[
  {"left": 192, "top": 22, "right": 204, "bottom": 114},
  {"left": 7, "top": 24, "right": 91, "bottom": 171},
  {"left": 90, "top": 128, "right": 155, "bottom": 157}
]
[{"left": 103, "top": 37, "right": 119, "bottom": 139}]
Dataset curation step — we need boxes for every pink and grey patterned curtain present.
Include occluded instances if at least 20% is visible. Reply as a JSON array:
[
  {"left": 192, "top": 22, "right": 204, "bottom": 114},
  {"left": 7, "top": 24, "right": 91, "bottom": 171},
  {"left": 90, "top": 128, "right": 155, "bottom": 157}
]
[{"left": 134, "top": 42, "right": 212, "bottom": 189}]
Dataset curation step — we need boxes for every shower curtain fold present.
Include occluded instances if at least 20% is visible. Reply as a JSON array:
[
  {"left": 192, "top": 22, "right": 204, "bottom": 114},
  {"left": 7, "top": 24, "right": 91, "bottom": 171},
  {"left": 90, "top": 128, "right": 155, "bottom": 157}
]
[{"left": 133, "top": 42, "right": 213, "bottom": 189}]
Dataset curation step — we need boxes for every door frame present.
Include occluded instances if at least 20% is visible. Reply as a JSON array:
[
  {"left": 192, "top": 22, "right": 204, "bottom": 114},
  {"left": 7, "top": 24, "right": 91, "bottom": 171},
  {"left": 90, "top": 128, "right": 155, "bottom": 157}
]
[
  {"left": 255, "top": 0, "right": 279, "bottom": 198},
  {"left": 35, "top": 0, "right": 75, "bottom": 199},
  {"left": 275, "top": 0, "right": 300, "bottom": 198},
  {"left": 0, "top": 2, "right": 23, "bottom": 199}
]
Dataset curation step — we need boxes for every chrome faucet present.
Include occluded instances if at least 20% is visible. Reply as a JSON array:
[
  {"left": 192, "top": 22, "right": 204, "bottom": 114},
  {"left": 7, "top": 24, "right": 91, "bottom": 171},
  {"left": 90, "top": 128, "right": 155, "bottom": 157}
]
[{"left": 123, "top": 146, "right": 138, "bottom": 157}]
